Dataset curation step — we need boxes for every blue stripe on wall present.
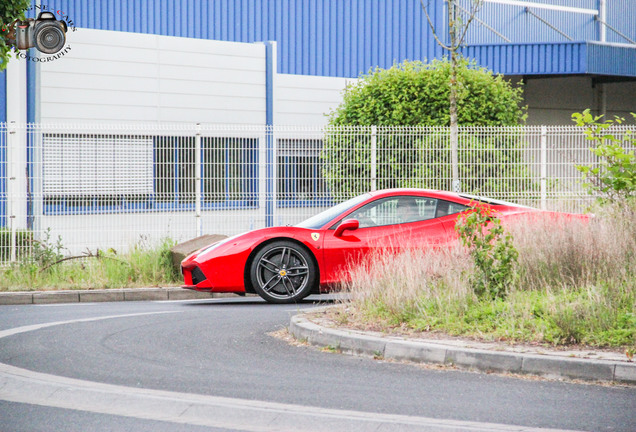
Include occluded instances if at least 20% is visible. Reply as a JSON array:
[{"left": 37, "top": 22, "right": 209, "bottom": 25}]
[
  {"left": 0, "top": 71, "right": 6, "bottom": 124},
  {"left": 0, "top": 70, "right": 5, "bottom": 227},
  {"left": 26, "top": 56, "right": 36, "bottom": 123}
]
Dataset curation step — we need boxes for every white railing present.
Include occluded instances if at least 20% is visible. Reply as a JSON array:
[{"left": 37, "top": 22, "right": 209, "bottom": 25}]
[{"left": 1, "top": 123, "right": 633, "bottom": 261}]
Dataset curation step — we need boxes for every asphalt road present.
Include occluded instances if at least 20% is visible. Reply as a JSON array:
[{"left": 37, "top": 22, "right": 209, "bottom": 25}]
[{"left": 0, "top": 296, "right": 634, "bottom": 432}]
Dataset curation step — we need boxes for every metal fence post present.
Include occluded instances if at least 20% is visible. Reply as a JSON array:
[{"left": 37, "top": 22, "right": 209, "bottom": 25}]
[
  {"left": 7, "top": 122, "right": 17, "bottom": 262},
  {"left": 540, "top": 126, "right": 547, "bottom": 210},
  {"left": 371, "top": 126, "right": 377, "bottom": 191},
  {"left": 272, "top": 127, "right": 278, "bottom": 226},
  {"left": 195, "top": 123, "right": 202, "bottom": 237},
  {"left": 258, "top": 128, "right": 267, "bottom": 228},
  {"left": 264, "top": 41, "right": 276, "bottom": 227},
  {"left": 265, "top": 126, "right": 274, "bottom": 227}
]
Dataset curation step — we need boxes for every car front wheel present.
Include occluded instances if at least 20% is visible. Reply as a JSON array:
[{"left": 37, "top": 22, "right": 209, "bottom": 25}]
[{"left": 249, "top": 241, "right": 316, "bottom": 304}]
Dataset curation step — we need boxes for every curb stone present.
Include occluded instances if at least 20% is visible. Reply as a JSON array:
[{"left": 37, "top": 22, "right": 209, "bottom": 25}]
[
  {"left": 0, "top": 288, "right": 247, "bottom": 305},
  {"left": 289, "top": 313, "right": 636, "bottom": 385}
]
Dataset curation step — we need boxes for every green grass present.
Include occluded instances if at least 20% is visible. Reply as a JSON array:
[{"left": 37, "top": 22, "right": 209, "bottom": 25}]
[
  {"left": 341, "top": 202, "right": 636, "bottom": 349},
  {"left": 0, "top": 238, "right": 181, "bottom": 292},
  {"left": 404, "top": 285, "right": 636, "bottom": 347}
]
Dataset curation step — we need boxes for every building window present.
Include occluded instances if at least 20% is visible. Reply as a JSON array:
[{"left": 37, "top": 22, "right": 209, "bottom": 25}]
[
  {"left": 42, "top": 134, "right": 258, "bottom": 214},
  {"left": 277, "top": 139, "right": 329, "bottom": 206},
  {"left": 42, "top": 134, "right": 154, "bottom": 214},
  {"left": 153, "top": 136, "right": 258, "bottom": 208}
]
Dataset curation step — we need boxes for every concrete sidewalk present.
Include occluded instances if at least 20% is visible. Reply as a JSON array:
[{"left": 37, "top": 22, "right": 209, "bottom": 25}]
[
  {"left": 0, "top": 287, "right": 233, "bottom": 305},
  {"left": 289, "top": 311, "right": 636, "bottom": 385}
]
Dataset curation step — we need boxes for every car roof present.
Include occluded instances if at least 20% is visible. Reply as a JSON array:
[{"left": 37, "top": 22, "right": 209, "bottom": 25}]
[
  {"left": 367, "top": 188, "right": 533, "bottom": 209},
  {"left": 368, "top": 188, "right": 463, "bottom": 201}
]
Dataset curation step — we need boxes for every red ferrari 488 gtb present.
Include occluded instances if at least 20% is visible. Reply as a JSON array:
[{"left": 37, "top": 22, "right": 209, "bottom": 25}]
[{"left": 181, "top": 189, "right": 559, "bottom": 303}]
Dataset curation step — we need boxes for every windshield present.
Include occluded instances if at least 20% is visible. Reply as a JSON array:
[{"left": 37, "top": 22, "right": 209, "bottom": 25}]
[{"left": 295, "top": 194, "right": 371, "bottom": 229}]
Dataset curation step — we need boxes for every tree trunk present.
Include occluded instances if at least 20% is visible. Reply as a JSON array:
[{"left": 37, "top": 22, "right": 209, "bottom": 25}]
[{"left": 449, "top": 1, "right": 460, "bottom": 192}]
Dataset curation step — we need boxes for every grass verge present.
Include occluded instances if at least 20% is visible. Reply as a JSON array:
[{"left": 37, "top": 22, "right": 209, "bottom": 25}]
[{"left": 0, "top": 238, "right": 181, "bottom": 291}]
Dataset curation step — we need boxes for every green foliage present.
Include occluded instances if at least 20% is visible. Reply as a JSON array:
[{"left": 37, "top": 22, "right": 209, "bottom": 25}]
[
  {"left": 29, "top": 227, "right": 65, "bottom": 267},
  {"left": 1, "top": 228, "right": 64, "bottom": 279},
  {"left": 573, "top": 109, "right": 636, "bottom": 203},
  {"left": 408, "top": 286, "right": 636, "bottom": 347},
  {"left": 0, "top": 237, "right": 180, "bottom": 291},
  {"left": 322, "top": 59, "right": 531, "bottom": 196},
  {"left": 322, "top": 128, "right": 537, "bottom": 197},
  {"left": 0, "top": 0, "right": 30, "bottom": 71},
  {"left": 455, "top": 206, "right": 518, "bottom": 300},
  {"left": 328, "top": 59, "right": 525, "bottom": 127},
  {"left": 412, "top": 131, "right": 537, "bottom": 197}
]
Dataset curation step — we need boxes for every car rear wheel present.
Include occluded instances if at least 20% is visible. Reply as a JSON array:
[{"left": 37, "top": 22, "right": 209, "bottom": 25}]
[{"left": 250, "top": 241, "right": 316, "bottom": 304}]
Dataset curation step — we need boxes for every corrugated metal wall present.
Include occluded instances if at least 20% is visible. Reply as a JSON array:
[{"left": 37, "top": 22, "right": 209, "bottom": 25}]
[
  {"left": 18, "top": 0, "right": 636, "bottom": 77},
  {"left": 587, "top": 43, "right": 636, "bottom": 76},
  {"left": 462, "top": 42, "right": 587, "bottom": 75},
  {"left": 464, "top": 0, "right": 598, "bottom": 44},
  {"left": 35, "top": 0, "right": 446, "bottom": 78},
  {"left": 606, "top": 0, "right": 636, "bottom": 44}
]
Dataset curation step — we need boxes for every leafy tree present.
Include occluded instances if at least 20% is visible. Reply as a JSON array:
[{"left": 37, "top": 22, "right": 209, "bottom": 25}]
[
  {"left": 0, "top": 0, "right": 30, "bottom": 71},
  {"left": 323, "top": 59, "right": 529, "bottom": 197},
  {"left": 421, "top": 0, "right": 483, "bottom": 191}
]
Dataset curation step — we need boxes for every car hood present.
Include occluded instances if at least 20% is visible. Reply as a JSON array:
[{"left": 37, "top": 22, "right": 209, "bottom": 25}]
[{"left": 184, "top": 226, "right": 315, "bottom": 263}]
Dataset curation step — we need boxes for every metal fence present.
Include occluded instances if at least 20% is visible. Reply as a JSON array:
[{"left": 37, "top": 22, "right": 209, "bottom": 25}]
[{"left": 1, "top": 123, "right": 633, "bottom": 261}]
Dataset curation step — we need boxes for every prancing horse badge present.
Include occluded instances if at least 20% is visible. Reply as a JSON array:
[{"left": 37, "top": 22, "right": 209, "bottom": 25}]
[{"left": 311, "top": 233, "right": 320, "bottom": 241}]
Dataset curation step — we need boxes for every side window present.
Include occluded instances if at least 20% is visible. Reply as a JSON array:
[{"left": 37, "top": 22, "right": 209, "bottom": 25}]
[
  {"left": 435, "top": 200, "right": 469, "bottom": 218},
  {"left": 347, "top": 196, "right": 439, "bottom": 228}
]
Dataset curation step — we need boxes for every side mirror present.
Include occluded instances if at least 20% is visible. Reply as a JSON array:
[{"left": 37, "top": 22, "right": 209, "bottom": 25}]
[{"left": 334, "top": 219, "right": 359, "bottom": 237}]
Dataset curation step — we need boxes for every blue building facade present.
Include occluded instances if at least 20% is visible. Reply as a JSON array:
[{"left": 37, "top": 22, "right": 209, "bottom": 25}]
[
  {"left": 1, "top": 0, "right": 635, "bottom": 125},
  {"left": 7, "top": 1, "right": 636, "bottom": 76}
]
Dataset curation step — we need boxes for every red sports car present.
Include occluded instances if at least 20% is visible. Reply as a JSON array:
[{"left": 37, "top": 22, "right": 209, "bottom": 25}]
[{"left": 181, "top": 189, "right": 548, "bottom": 303}]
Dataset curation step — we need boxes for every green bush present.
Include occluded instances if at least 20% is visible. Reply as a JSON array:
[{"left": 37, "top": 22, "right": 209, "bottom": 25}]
[
  {"left": 573, "top": 109, "right": 636, "bottom": 203},
  {"left": 455, "top": 206, "right": 518, "bottom": 300},
  {"left": 328, "top": 58, "right": 525, "bottom": 127}
]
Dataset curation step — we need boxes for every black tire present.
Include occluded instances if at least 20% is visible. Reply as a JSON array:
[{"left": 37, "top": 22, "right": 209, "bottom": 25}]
[{"left": 249, "top": 240, "right": 316, "bottom": 304}]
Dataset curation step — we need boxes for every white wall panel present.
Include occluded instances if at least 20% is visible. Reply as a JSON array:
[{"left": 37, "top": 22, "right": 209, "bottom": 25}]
[
  {"left": 39, "top": 29, "right": 266, "bottom": 124},
  {"left": 41, "top": 72, "right": 159, "bottom": 92},
  {"left": 275, "top": 74, "right": 355, "bottom": 126}
]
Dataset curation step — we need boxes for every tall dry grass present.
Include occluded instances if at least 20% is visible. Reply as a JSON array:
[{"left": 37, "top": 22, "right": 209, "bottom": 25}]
[
  {"left": 510, "top": 205, "right": 635, "bottom": 292},
  {"left": 342, "top": 245, "right": 474, "bottom": 326},
  {"left": 340, "top": 202, "right": 636, "bottom": 347}
]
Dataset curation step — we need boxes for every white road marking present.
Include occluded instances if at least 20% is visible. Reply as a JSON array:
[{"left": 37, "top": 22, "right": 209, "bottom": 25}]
[
  {"left": 35, "top": 302, "right": 99, "bottom": 307},
  {"left": 153, "top": 298, "right": 223, "bottom": 304},
  {"left": 0, "top": 311, "right": 180, "bottom": 339},
  {"left": 0, "top": 312, "right": 583, "bottom": 432}
]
